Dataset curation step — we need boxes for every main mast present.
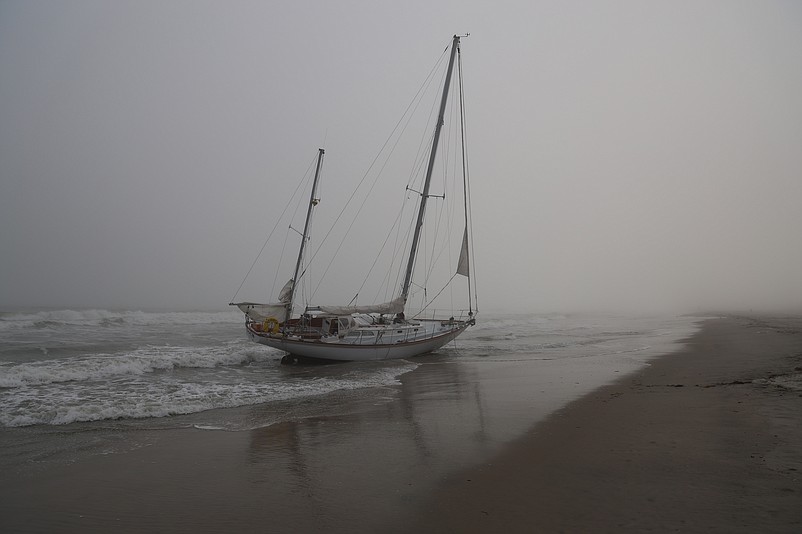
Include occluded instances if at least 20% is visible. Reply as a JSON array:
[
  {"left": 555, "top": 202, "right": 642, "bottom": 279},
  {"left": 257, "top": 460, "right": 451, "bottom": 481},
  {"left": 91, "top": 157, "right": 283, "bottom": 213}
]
[
  {"left": 400, "top": 35, "right": 460, "bottom": 304},
  {"left": 286, "top": 148, "right": 325, "bottom": 322}
]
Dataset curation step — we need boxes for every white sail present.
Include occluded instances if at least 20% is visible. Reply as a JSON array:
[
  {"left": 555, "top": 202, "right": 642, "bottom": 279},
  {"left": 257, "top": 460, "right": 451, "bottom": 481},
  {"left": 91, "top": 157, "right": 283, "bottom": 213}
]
[
  {"left": 234, "top": 303, "right": 287, "bottom": 322},
  {"left": 233, "top": 278, "right": 294, "bottom": 322},
  {"left": 278, "top": 279, "right": 293, "bottom": 303},
  {"left": 456, "top": 227, "right": 470, "bottom": 277},
  {"left": 316, "top": 296, "right": 405, "bottom": 316}
]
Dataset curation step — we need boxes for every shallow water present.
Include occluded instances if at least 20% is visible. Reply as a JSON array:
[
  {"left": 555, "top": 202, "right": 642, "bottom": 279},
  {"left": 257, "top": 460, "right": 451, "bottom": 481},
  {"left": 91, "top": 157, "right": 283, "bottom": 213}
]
[
  {"left": 1, "top": 309, "right": 696, "bottom": 429},
  {"left": 1, "top": 310, "right": 699, "bottom": 461},
  {"left": 0, "top": 309, "right": 702, "bottom": 532}
]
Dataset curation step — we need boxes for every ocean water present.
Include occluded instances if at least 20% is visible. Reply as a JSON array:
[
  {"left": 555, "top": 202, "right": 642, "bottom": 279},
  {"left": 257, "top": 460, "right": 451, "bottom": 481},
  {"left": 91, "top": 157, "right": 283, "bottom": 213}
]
[
  {"left": 0, "top": 309, "right": 700, "bottom": 430},
  {"left": 0, "top": 309, "right": 701, "bottom": 465},
  {"left": 0, "top": 308, "right": 419, "bottom": 428},
  {"left": 0, "top": 309, "right": 706, "bottom": 532}
]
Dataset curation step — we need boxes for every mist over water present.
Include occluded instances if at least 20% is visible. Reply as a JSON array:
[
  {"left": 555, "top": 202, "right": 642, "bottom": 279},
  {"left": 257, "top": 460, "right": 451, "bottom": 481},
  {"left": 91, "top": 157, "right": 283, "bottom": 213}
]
[{"left": 1, "top": 1, "right": 801, "bottom": 314}]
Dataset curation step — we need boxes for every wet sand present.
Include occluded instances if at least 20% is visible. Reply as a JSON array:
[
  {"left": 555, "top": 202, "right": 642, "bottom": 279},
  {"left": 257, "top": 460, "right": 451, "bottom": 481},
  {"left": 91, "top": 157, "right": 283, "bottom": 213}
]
[
  {"left": 404, "top": 315, "right": 802, "bottom": 533},
  {"left": 2, "top": 316, "right": 801, "bottom": 533}
]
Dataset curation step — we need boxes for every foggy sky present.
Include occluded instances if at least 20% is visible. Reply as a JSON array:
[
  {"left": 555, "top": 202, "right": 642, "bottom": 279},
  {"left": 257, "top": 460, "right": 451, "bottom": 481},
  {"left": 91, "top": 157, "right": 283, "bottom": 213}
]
[{"left": 1, "top": 0, "right": 801, "bottom": 313}]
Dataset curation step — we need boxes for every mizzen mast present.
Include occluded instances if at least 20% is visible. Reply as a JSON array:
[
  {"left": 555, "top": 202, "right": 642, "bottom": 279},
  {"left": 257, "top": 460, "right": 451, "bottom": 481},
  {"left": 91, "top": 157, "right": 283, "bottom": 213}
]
[{"left": 286, "top": 148, "right": 325, "bottom": 322}]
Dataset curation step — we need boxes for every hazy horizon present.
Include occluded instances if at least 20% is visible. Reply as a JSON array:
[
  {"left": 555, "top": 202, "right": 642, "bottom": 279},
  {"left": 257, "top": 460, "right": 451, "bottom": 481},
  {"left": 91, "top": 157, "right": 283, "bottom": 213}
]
[{"left": 2, "top": 1, "right": 801, "bottom": 315}]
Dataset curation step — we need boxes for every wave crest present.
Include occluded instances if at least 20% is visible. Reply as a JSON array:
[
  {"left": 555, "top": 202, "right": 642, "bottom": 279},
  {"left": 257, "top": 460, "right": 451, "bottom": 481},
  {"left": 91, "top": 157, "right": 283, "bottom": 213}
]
[
  {"left": 0, "top": 344, "right": 268, "bottom": 388},
  {"left": 0, "top": 309, "right": 242, "bottom": 331},
  {"left": 1, "top": 361, "right": 418, "bottom": 427}
]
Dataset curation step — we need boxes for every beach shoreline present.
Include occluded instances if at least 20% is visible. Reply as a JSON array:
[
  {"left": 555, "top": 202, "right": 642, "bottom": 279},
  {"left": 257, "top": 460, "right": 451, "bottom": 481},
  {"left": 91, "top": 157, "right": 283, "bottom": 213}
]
[
  {"left": 402, "top": 315, "right": 802, "bottom": 533},
  {"left": 2, "top": 315, "right": 800, "bottom": 533}
]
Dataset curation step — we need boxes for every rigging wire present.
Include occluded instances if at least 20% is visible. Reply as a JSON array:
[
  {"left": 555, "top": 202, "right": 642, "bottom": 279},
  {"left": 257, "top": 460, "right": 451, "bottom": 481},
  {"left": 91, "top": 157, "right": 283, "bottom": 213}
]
[
  {"left": 410, "top": 76, "right": 463, "bottom": 312},
  {"left": 393, "top": 39, "right": 469, "bottom": 313},
  {"left": 389, "top": 183, "right": 420, "bottom": 303},
  {"left": 276, "top": 157, "right": 319, "bottom": 302},
  {"left": 424, "top": 80, "right": 459, "bottom": 286},
  {"left": 414, "top": 39, "right": 473, "bottom": 315},
  {"left": 229, "top": 153, "right": 319, "bottom": 303},
  {"left": 398, "top": 68, "right": 445, "bottom": 309},
  {"left": 270, "top": 221, "right": 292, "bottom": 302},
  {"left": 458, "top": 42, "right": 478, "bottom": 312},
  {"left": 407, "top": 71, "right": 445, "bottom": 191},
  {"left": 410, "top": 272, "right": 459, "bottom": 319},
  {"left": 233, "top": 36, "right": 475, "bottom": 328},
  {"left": 389, "top": 130, "right": 438, "bottom": 305},
  {"left": 349, "top": 198, "right": 407, "bottom": 305},
  {"left": 306, "top": 47, "right": 450, "bottom": 303}
]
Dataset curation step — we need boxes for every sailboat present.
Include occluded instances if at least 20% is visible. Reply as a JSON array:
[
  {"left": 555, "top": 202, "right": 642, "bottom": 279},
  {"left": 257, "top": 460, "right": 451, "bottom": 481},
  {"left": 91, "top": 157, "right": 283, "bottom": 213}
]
[{"left": 231, "top": 35, "right": 475, "bottom": 362}]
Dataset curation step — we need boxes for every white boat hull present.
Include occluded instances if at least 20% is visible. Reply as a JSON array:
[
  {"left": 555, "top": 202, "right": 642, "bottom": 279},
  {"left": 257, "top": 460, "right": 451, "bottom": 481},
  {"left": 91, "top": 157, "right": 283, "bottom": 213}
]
[{"left": 246, "top": 319, "right": 472, "bottom": 361}]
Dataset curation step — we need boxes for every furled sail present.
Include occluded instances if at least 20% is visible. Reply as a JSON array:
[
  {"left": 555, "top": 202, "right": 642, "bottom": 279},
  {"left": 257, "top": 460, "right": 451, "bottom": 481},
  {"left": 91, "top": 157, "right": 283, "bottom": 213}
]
[
  {"left": 232, "top": 279, "right": 295, "bottom": 322},
  {"left": 234, "top": 303, "right": 287, "bottom": 322},
  {"left": 316, "top": 296, "right": 405, "bottom": 316},
  {"left": 277, "top": 279, "right": 293, "bottom": 303},
  {"left": 456, "top": 227, "right": 470, "bottom": 277}
]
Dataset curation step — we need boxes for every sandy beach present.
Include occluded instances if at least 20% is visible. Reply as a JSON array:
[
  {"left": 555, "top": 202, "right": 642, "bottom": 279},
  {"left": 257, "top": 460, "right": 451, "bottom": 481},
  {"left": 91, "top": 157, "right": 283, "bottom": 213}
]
[
  {"left": 2, "top": 315, "right": 801, "bottom": 533},
  {"left": 405, "top": 315, "right": 802, "bottom": 533}
]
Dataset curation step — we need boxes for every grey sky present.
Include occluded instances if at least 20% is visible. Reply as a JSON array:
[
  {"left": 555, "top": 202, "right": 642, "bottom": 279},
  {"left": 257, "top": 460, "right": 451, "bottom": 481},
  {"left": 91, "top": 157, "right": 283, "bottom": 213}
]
[{"left": 1, "top": 1, "right": 800, "bottom": 313}]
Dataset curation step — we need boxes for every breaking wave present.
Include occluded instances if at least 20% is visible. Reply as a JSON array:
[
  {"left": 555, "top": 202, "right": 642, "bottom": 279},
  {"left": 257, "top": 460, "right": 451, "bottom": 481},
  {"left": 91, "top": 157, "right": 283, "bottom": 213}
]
[
  {"left": 0, "top": 361, "right": 417, "bottom": 427},
  {"left": 0, "top": 309, "right": 241, "bottom": 331},
  {"left": 0, "top": 344, "right": 267, "bottom": 388}
]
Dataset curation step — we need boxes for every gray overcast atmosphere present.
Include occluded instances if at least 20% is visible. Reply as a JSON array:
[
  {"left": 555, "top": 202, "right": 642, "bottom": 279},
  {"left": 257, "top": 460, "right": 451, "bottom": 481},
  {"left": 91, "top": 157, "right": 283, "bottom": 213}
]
[{"left": 1, "top": 0, "right": 801, "bottom": 313}]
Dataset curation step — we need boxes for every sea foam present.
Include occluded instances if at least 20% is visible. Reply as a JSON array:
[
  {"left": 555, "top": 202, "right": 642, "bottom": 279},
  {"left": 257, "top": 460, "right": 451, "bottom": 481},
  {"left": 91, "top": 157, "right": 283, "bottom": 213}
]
[
  {"left": 0, "top": 344, "right": 268, "bottom": 388},
  {"left": 0, "top": 361, "right": 417, "bottom": 427},
  {"left": 0, "top": 309, "right": 241, "bottom": 331}
]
